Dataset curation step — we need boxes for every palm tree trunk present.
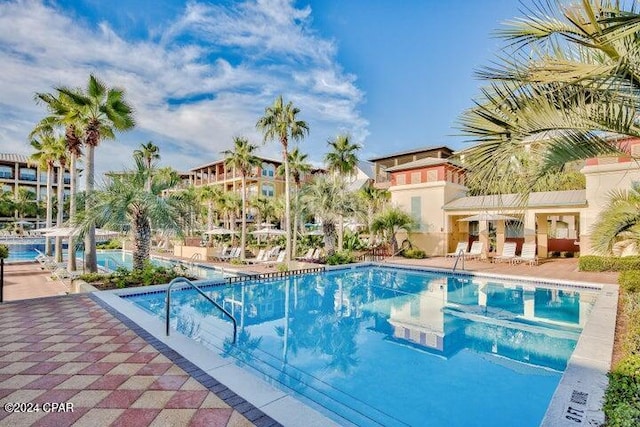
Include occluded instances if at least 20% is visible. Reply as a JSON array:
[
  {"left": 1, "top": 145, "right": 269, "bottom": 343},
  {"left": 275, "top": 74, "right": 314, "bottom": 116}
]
[
  {"left": 283, "top": 145, "right": 291, "bottom": 262},
  {"left": 338, "top": 217, "right": 344, "bottom": 252},
  {"left": 133, "top": 213, "right": 151, "bottom": 271},
  {"left": 67, "top": 155, "right": 77, "bottom": 271},
  {"left": 45, "top": 166, "right": 53, "bottom": 256},
  {"left": 84, "top": 145, "right": 97, "bottom": 273},
  {"left": 323, "top": 221, "right": 337, "bottom": 255},
  {"left": 292, "top": 185, "right": 299, "bottom": 258},
  {"left": 55, "top": 165, "right": 64, "bottom": 263},
  {"left": 240, "top": 175, "right": 247, "bottom": 261},
  {"left": 207, "top": 201, "right": 213, "bottom": 231}
]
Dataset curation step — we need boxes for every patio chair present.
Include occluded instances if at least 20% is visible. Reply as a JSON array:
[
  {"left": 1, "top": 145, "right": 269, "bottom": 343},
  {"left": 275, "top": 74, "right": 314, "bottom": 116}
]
[
  {"left": 493, "top": 242, "right": 517, "bottom": 263},
  {"left": 513, "top": 243, "right": 538, "bottom": 266},
  {"left": 245, "top": 249, "right": 267, "bottom": 264},
  {"left": 465, "top": 241, "right": 484, "bottom": 260},
  {"left": 216, "top": 247, "right": 240, "bottom": 261},
  {"left": 295, "top": 248, "right": 314, "bottom": 261},
  {"left": 446, "top": 242, "right": 468, "bottom": 258}
]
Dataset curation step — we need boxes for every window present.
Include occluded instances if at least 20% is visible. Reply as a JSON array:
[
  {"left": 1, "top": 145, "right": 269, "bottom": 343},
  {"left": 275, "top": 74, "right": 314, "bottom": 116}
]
[
  {"left": 261, "top": 163, "right": 275, "bottom": 177},
  {"left": 19, "top": 168, "right": 37, "bottom": 182},
  {"left": 411, "top": 196, "right": 422, "bottom": 230},
  {"left": 410, "top": 172, "right": 421, "bottom": 184},
  {"left": 427, "top": 170, "right": 438, "bottom": 182},
  {"left": 0, "top": 166, "right": 12, "bottom": 179},
  {"left": 261, "top": 183, "right": 275, "bottom": 197},
  {"left": 396, "top": 174, "right": 406, "bottom": 185},
  {"left": 63, "top": 172, "right": 71, "bottom": 185}
]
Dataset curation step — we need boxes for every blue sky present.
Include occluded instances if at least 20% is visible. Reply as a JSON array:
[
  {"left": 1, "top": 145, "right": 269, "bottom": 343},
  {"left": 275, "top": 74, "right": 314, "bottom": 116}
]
[{"left": 0, "top": 0, "right": 522, "bottom": 178}]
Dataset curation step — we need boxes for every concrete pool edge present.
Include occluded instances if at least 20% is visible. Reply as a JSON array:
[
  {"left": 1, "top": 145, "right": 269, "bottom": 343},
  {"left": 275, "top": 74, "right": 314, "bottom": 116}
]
[{"left": 91, "top": 289, "right": 341, "bottom": 427}]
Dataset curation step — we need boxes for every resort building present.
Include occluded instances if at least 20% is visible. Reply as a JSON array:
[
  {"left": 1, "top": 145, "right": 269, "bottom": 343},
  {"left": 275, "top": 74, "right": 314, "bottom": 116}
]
[
  {"left": 0, "top": 153, "right": 71, "bottom": 224},
  {"left": 371, "top": 139, "right": 640, "bottom": 258}
]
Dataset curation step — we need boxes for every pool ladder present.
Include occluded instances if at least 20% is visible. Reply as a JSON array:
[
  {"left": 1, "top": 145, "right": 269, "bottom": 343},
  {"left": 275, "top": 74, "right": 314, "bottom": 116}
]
[
  {"left": 165, "top": 277, "right": 237, "bottom": 344},
  {"left": 452, "top": 249, "right": 465, "bottom": 272}
]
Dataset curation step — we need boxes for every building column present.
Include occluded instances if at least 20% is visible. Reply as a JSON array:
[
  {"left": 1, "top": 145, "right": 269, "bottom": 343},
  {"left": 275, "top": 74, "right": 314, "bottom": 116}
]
[
  {"left": 496, "top": 220, "right": 506, "bottom": 255},
  {"left": 537, "top": 214, "right": 548, "bottom": 258},
  {"left": 524, "top": 210, "right": 536, "bottom": 244}
]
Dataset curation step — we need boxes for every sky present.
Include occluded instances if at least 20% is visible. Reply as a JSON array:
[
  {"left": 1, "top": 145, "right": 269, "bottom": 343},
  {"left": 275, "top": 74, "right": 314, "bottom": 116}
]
[{"left": 0, "top": 0, "right": 523, "bottom": 179}]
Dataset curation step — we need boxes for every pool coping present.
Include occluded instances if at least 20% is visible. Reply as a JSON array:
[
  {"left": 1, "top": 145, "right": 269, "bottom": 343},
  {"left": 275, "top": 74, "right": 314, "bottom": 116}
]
[{"left": 97, "top": 262, "right": 616, "bottom": 427}]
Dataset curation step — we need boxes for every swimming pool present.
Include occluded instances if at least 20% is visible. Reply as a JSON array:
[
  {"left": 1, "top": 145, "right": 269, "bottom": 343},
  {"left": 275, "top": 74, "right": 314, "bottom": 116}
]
[{"left": 122, "top": 265, "right": 599, "bottom": 426}]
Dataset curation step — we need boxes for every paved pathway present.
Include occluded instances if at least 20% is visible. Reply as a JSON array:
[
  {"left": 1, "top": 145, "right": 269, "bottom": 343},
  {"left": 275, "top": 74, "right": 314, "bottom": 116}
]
[{"left": 0, "top": 294, "right": 276, "bottom": 427}]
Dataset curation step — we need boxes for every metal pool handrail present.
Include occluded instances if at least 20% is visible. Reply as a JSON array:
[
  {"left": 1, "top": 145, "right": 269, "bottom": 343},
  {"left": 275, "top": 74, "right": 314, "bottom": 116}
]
[
  {"left": 452, "top": 249, "right": 465, "bottom": 272},
  {"left": 165, "top": 277, "right": 237, "bottom": 344},
  {"left": 102, "top": 255, "right": 123, "bottom": 271}
]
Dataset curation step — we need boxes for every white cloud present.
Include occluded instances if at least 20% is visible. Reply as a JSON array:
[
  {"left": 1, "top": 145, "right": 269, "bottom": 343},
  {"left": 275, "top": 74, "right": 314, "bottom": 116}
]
[{"left": 0, "top": 0, "right": 367, "bottom": 179}]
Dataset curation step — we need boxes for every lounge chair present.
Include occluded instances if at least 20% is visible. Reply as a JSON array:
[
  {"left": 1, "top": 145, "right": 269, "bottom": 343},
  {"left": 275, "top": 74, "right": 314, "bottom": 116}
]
[
  {"left": 493, "top": 242, "right": 517, "bottom": 263},
  {"left": 466, "top": 241, "right": 484, "bottom": 260},
  {"left": 245, "top": 249, "right": 267, "bottom": 264},
  {"left": 295, "top": 248, "right": 314, "bottom": 261},
  {"left": 513, "top": 243, "right": 538, "bottom": 265},
  {"left": 446, "top": 242, "right": 468, "bottom": 258},
  {"left": 218, "top": 247, "right": 241, "bottom": 261}
]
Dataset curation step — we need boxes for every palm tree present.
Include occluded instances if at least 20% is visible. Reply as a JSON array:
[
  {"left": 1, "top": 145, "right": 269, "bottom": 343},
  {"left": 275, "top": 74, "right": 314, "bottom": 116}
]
[
  {"left": 0, "top": 190, "right": 14, "bottom": 218},
  {"left": 223, "top": 137, "right": 261, "bottom": 261},
  {"left": 325, "top": 134, "right": 361, "bottom": 249},
  {"left": 256, "top": 95, "right": 309, "bottom": 262},
  {"left": 591, "top": 183, "right": 640, "bottom": 255},
  {"left": 81, "top": 156, "right": 186, "bottom": 270},
  {"left": 458, "top": 1, "right": 640, "bottom": 194},
  {"left": 52, "top": 144, "right": 69, "bottom": 263},
  {"left": 277, "top": 147, "right": 312, "bottom": 257},
  {"left": 220, "top": 192, "right": 241, "bottom": 245},
  {"left": 250, "top": 195, "right": 276, "bottom": 227},
  {"left": 302, "top": 176, "right": 355, "bottom": 255},
  {"left": 55, "top": 74, "right": 135, "bottom": 273},
  {"left": 134, "top": 141, "right": 160, "bottom": 192},
  {"left": 371, "top": 207, "right": 416, "bottom": 254},
  {"left": 13, "top": 188, "right": 40, "bottom": 220},
  {"left": 197, "top": 185, "right": 224, "bottom": 232},
  {"left": 29, "top": 132, "right": 65, "bottom": 256},
  {"left": 358, "top": 186, "right": 391, "bottom": 238}
]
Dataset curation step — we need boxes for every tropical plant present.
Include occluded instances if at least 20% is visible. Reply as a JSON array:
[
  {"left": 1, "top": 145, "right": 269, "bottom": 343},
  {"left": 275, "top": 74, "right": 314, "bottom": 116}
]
[
  {"left": 371, "top": 207, "right": 416, "bottom": 254},
  {"left": 277, "top": 147, "right": 312, "bottom": 257},
  {"left": 223, "top": 137, "right": 261, "bottom": 261},
  {"left": 591, "top": 182, "right": 640, "bottom": 256},
  {"left": 54, "top": 74, "right": 135, "bottom": 273},
  {"left": 53, "top": 146, "right": 70, "bottom": 262},
  {"left": 13, "top": 188, "right": 41, "bottom": 219},
  {"left": 220, "top": 192, "right": 241, "bottom": 244},
  {"left": 325, "top": 134, "right": 361, "bottom": 177},
  {"left": 358, "top": 185, "right": 391, "bottom": 238},
  {"left": 250, "top": 195, "right": 276, "bottom": 227},
  {"left": 0, "top": 191, "right": 14, "bottom": 218},
  {"left": 458, "top": 1, "right": 640, "bottom": 195},
  {"left": 80, "top": 156, "right": 186, "bottom": 270},
  {"left": 302, "top": 176, "right": 356, "bottom": 255},
  {"left": 256, "top": 95, "right": 309, "bottom": 262},
  {"left": 29, "top": 131, "right": 65, "bottom": 256},
  {"left": 197, "top": 185, "right": 224, "bottom": 232},
  {"left": 134, "top": 141, "right": 160, "bottom": 192}
]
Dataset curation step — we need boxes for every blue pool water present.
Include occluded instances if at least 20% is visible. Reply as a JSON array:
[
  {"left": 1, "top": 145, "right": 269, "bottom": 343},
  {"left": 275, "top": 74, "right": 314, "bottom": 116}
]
[{"left": 123, "top": 266, "right": 598, "bottom": 427}]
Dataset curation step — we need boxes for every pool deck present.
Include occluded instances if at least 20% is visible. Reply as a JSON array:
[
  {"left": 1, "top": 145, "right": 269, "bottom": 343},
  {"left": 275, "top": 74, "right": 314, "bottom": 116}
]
[{"left": 0, "top": 257, "right": 620, "bottom": 426}]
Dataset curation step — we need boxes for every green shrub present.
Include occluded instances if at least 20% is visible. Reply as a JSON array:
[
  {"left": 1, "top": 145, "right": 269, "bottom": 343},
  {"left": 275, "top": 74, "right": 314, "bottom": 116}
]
[
  {"left": 579, "top": 256, "right": 640, "bottom": 272},
  {"left": 604, "top": 355, "right": 640, "bottom": 426},
  {"left": 551, "top": 251, "right": 562, "bottom": 258},
  {"left": 276, "top": 263, "right": 288, "bottom": 272},
  {"left": 96, "top": 239, "right": 122, "bottom": 250},
  {"left": 563, "top": 251, "right": 575, "bottom": 258},
  {"left": 402, "top": 248, "right": 426, "bottom": 259},
  {"left": 78, "top": 263, "right": 195, "bottom": 290},
  {"left": 620, "top": 271, "right": 640, "bottom": 294},
  {"left": 0, "top": 244, "right": 9, "bottom": 259},
  {"left": 325, "top": 250, "right": 355, "bottom": 265}
]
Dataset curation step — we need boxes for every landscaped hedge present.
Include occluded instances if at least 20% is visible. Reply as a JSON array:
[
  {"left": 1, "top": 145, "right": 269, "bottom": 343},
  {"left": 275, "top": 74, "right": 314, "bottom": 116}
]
[
  {"left": 604, "top": 271, "right": 640, "bottom": 425},
  {"left": 579, "top": 256, "right": 640, "bottom": 272},
  {"left": 402, "top": 248, "right": 426, "bottom": 259}
]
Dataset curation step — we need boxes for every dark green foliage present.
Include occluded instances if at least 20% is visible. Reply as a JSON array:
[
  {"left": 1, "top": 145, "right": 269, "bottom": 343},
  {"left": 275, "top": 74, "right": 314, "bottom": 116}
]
[
  {"left": 402, "top": 248, "right": 426, "bottom": 259},
  {"left": 620, "top": 271, "right": 640, "bottom": 294},
  {"left": 579, "top": 256, "right": 640, "bottom": 272},
  {"left": 325, "top": 250, "right": 355, "bottom": 265},
  {"left": 78, "top": 263, "right": 193, "bottom": 290},
  {"left": 563, "top": 251, "right": 575, "bottom": 258},
  {"left": 96, "top": 239, "right": 123, "bottom": 250},
  {"left": 0, "top": 244, "right": 9, "bottom": 259},
  {"left": 605, "top": 355, "right": 640, "bottom": 426}
]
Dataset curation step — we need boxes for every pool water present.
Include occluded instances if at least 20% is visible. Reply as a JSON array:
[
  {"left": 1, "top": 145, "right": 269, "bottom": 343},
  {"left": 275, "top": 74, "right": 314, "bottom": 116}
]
[{"left": 124, "top": 266, "right": 598, "bottom": 427}]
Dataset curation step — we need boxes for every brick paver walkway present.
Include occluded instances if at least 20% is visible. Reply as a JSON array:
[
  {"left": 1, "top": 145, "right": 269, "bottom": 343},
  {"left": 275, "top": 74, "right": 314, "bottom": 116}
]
[{"left": 0, "top": 294, "right": 273, "bottom": 426}]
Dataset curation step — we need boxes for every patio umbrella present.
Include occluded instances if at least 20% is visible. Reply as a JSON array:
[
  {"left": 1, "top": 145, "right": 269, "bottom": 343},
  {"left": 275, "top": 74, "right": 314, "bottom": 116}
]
[
  {"left": 251, "top": 227, "right": 287, "bottom": 236},
  {"left": 457, "top": 213, "right": 519, "bottom": 222},
  {"left": 204, "top": 226, "right": 235, "bottom": 235}
]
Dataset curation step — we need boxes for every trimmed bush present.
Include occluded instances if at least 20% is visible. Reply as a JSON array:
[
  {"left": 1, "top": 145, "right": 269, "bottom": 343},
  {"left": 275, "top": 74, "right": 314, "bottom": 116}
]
[
  {"left": 402, "top": 248, "right": 426, "bottom": 259},
  {"left": 620, "top": 271, "right": 640, "bottom": 294},
  {"left": 96, "top": 239, "right": 122, "bottom": 250},
  {"left": 579, "top": 256, "right": 640, "bottom": 272},
  {"left": 325, "top": 251, "right": 355, "bottom": 265},
  {"left": 0, "top": 244, "right": 8, "bottom": 259},
  {"left": 604, "top": 355, "right": 640, "bottom": 426}
]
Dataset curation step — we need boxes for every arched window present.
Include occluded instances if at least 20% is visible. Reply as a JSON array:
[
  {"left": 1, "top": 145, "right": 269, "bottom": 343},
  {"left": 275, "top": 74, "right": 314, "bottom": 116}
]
[
  {"left": 261, "top": 183, "right": 275, "bottom": 197},
  {"left": 261, "top": 163, "right": 275, "bottom": 177}
]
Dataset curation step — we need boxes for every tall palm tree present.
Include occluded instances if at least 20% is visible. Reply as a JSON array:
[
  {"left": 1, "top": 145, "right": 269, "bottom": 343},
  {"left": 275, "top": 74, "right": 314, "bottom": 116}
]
[
  {"left": 250, "top": 195, "right": 276, "bottom": 227},
  {"left": 53, "top": 147, "right": 70, "bottom": 262},
  {"left": 302, "top": 176, "right": 355, "bottom": 255},
  {"left": 325, "top": 134, "right": 361, "bottom": 249},
  {"left": 458, "top": 1, "right": 640, "bottom": 193},
  {"left": 56, "top": 74, "right": 135, "bottom": 273},
  {"left": 65, "top": 126, "right": 83, "bottom": 271},
  {"left": 197, "top": 185, "right": 224, "bottom": 232},
  {"left": 277, "top": 147, "right": 312, "bottom": 257},
  {"left": 29, "top": 132, "right": 65, "bottom": 256},
  {"left": 371, "top": 207, "right": 416, "bottom": 254},
  {"left": 256, "top": 95, "right": 309, "bottom": 262},
  {"left": 591, "top": 183, "right": 640, "bottom": 255},
  {"left": 223, "top": 137, "right": 261, "bottom": 261},
  {"left": 358, "top": 186, "right": 391, "bottom": 238},
  {"left": 134, "top": 141, "right": 160, "bottom": 192},
  {"left": 220, "top": 192, "right": 242, "bottom": 245},
  {"left": 81, "top": 156, "right": 186, "bottom": 270}
]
